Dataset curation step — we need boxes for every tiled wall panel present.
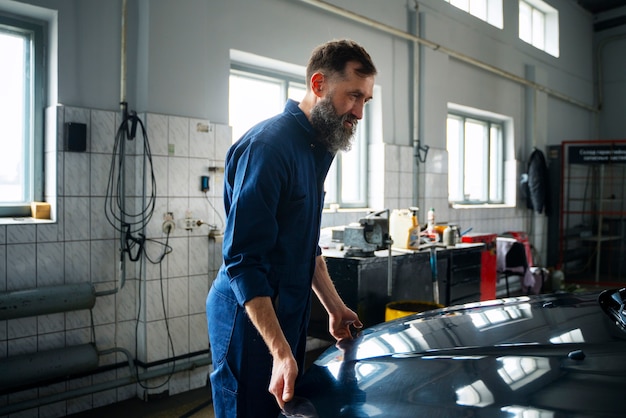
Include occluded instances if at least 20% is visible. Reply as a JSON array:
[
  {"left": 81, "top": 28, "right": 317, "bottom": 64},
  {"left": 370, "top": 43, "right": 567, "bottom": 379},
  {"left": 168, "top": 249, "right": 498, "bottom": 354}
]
[{"left": 0, "top": 106, "right": 230, "bottom": 415}]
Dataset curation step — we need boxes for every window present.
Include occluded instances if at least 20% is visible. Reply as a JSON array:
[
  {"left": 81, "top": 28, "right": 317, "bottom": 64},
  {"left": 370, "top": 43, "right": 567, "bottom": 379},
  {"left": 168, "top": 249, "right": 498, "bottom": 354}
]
[
  {"left": 0, "top": 14, "right": 45, "bottom": 217},
  {"left": 229, "top": 67, "right": 306, "bottom": 143},
  {"left": 447, "top": 111, "right": 504, "bottom": 205},
  {"left": 324, "top": 113, "right": 368, "bottom": 208},
  {"left": 443, "top": 0, "right": 503, "bottom": 29},
  {"left": 229, "top": 58, "right": 369, "bottom": 208},
  {"left": 519, "top": 0, "right": 559, "bottom": 57}
]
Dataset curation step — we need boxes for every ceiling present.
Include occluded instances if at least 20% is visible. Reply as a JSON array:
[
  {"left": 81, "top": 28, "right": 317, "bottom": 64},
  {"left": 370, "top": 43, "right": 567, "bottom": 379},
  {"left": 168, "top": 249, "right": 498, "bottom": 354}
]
[
  {"left": 574, "top": 0, "right": 626, "bottom": 15},
  {"left": 572, "top": 0, "right": 626, "bottom": 31}
]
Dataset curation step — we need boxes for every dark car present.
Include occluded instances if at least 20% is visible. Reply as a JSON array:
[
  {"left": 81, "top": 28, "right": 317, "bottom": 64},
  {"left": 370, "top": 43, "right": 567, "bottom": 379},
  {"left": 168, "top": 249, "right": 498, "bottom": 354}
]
[{"left": 288, "top": 288, "right": 626, "bottom": 418}]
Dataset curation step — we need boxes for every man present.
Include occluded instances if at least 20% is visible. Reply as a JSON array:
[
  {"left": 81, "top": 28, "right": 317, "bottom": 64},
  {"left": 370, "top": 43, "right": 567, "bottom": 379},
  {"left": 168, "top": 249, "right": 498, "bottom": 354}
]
[{"left": 206, "top": 39, "right": 377, "bottom": 417}]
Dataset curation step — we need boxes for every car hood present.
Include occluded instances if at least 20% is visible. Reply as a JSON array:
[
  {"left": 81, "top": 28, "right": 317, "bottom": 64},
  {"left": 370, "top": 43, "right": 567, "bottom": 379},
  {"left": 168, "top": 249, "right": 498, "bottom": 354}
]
[{"left": 295, "top": 290, "right": 626, "bottom": 417}]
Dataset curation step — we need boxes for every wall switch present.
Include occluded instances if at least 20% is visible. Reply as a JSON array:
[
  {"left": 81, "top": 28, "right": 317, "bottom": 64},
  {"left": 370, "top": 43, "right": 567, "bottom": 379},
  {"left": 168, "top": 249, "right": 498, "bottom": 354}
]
[{"left": 201, "top": 175, "right": 210, "bottom": 192}]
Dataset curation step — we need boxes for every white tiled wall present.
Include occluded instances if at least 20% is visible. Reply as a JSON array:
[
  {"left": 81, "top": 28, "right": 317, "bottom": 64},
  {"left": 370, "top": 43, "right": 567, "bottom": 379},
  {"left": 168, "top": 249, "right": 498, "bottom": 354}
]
[{"left": 0, "top": 105, "right": 230, "bottom": 416}]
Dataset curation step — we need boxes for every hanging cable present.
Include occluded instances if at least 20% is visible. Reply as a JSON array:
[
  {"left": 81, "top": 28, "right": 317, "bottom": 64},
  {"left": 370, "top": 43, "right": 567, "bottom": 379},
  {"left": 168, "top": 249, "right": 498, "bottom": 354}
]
[
  {"left": 103, "top": 103, "right": 178, "bottom": 389},
  {"left": 134, "top": 227, "right": 176, "bottom": 390},
  {"left": 104, "top": 112, "right": 157, "bottom": 263},
  {"left": 204, "top": 191, "right": 224, "bottom": 231}
]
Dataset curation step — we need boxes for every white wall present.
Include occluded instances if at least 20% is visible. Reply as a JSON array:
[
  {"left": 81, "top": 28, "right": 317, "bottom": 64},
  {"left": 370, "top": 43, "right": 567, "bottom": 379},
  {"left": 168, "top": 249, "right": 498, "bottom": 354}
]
[{"left": 594, "top": 7, "right": 626, "bottom": 139}]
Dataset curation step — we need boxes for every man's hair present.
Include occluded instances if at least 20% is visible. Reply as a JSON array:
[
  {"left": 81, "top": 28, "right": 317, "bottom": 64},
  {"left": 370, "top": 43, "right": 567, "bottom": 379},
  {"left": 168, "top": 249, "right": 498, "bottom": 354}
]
[{"left": 306, "top": 39, "right": 377, "bottom": 87}]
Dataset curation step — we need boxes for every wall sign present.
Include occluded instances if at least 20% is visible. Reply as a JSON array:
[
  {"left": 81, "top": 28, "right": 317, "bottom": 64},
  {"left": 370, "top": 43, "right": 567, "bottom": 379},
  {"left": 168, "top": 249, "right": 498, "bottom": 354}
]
[{"left": 568, "top": 144, "right": 626, "bottom": 164}]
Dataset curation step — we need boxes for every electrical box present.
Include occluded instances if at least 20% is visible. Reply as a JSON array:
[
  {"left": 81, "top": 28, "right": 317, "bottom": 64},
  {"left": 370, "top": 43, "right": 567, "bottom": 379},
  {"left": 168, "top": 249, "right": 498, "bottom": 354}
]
[{"left": 64, "top": 122, "right": 87, "bottom": 152}]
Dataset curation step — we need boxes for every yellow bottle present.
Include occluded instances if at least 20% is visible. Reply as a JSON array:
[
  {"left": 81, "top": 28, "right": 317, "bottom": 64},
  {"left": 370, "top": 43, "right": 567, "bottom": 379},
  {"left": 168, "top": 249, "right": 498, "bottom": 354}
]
[{"left": 407, "top": 207, "right": 421, "bottom": 250}]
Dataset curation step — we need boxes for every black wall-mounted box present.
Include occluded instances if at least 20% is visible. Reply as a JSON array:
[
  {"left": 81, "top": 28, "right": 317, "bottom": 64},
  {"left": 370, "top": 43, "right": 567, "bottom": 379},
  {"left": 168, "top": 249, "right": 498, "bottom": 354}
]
[{"left": 64, "top": 122, "right": 87, "bottom": 152}]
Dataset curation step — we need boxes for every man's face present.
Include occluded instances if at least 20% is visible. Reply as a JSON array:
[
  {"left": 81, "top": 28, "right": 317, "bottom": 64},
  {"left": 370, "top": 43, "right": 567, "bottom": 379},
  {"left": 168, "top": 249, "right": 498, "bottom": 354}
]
[{"left": 310, "top": 61, "right": 375, "bottom": 152}]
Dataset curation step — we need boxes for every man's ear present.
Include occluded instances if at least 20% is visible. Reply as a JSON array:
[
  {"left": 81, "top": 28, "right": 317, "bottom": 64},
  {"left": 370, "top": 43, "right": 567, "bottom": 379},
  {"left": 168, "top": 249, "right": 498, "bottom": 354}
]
[{"left": 311, "top": 72, "right": 325, "bottom": 98}]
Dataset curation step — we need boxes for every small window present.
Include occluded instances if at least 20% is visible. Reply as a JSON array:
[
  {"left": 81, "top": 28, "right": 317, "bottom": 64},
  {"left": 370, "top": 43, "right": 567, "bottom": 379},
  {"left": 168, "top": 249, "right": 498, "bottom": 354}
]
[
  {"left": 519, "top": 0, "right": 559, "bottom": 57},
  {"left": 0, "top": 15, "right": 45, "bottom": 217},
  {"left": 228, "top": 63, "right": 368, "bottom": 208},
  {"left": 447, "top": 112, "right": 504, "bottom": 205},
  {"left": 443, "top": 0, "right": 504, "bottom": 29}
]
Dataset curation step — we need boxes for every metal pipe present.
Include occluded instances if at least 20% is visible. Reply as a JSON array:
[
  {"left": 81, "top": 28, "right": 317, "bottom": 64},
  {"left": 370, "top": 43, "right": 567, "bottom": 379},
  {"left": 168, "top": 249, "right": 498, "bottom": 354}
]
[
  {"left": 98, "top": 346, "right": 137, "bottom": 376},
  {"left": 410, "top": 1, "right": 421, "bottom": 208},
  {"left": 0, "top": 283, "right": 96, "bottom": 321},
  {"left": 0, "top": 355, "right": 212, "bottom": 415},
  {"left": 387, "top": 245, "right": 393, "bottom": 297},
  {"left": 0, "top": 344, "right": 99, "bottom": 391},
  {"left": 595, "top": 34, "right": 626, "bottom": 112},
  {"left": 120, "top": 0, "right": 127, "bottom": 104},
  {"left": 594, "top": 33, "right": 626, "bottom": 138},
  {"left": 119, "top": 0, "right": 128, "bottom": 291},
  {"left": 296, "top": 0, "right": 597, "bottom": 113}
]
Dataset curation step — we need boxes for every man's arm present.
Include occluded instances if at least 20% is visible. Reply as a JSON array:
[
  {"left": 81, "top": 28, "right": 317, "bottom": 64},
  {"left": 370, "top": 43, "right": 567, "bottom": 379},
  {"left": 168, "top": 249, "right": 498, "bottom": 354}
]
[
  {"left": 312, "top": 255, "right": 363, "bottom": 341},
  {"left": 244, "top": 297, "right": 297, "bottom": 410}
]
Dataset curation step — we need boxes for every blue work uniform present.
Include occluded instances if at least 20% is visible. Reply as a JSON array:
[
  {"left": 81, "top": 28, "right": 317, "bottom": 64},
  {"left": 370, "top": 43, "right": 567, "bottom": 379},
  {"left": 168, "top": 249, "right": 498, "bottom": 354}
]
[{"left": 207, "top": 99, "right": 334, "bottom": 418}]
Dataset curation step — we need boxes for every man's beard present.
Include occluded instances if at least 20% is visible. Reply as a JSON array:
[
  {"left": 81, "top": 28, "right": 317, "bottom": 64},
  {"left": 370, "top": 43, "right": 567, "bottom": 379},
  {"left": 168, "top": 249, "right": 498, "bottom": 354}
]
[{"left": 310, "top": 96, "right": 357, "bottom": 153}]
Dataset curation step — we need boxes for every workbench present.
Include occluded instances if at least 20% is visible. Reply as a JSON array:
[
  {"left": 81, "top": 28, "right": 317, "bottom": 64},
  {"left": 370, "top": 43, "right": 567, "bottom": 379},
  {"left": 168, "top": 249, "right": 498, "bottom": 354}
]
[{"left": 309, "top": 243, "right": 484, "bottom": 338}]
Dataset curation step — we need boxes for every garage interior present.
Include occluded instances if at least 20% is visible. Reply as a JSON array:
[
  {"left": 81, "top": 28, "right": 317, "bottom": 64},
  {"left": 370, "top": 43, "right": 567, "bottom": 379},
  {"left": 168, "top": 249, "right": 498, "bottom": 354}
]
[{"left": 1, "top": 0, "right": 626, "bottom": 416}]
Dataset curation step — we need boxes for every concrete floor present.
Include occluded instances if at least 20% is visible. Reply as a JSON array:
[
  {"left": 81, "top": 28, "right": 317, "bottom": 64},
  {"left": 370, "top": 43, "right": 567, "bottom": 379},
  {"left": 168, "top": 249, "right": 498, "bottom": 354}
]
[
  {"left": 66, "top": 340, "right": 332, "bottom": 418},
  {"left": 66, "top": 387, "right": 215, "bottom": 418}
]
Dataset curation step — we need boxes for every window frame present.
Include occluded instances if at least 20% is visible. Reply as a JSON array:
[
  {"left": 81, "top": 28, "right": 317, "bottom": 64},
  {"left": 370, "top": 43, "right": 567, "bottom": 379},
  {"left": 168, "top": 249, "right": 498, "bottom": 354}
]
[
  {"left": 327, "top": 110, "right": 369, "bottom": 209},
  {"left": 443, "top": 0, "right": 504, "bottom": 29},
  {"left": 518, "top": 0, "right": 559, "bottom": 57},
  {"left": 447, "top": 110, "right": 505, "bottom": 206},
  {"left": 0, "top": 13, "right": 45, "bottom": 217},
  {"left": 228, "top": 62, "right": 369, "bottom": 209}
]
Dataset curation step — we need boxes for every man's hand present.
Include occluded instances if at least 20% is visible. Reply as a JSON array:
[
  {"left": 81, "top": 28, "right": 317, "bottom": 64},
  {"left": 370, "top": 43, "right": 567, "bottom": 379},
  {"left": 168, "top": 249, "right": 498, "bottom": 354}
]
[
  {"left": 312, "top": 255, "right": 364, "bottom": 342},
  {"left": 329, "top": 305, "right": 363, "bottom": 341},
  {"left": 269, "top": 352, "right": 299, "bottom": 410},
  {"left": 244, "top": 297, "right": 297, "bottom": 409}
]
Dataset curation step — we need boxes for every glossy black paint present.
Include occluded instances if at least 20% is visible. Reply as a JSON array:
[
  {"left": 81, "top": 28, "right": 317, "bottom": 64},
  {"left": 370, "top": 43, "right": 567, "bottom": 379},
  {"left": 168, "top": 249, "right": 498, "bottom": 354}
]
[{"left": 295, "top": 289, "right": 626, "bottom": 417}]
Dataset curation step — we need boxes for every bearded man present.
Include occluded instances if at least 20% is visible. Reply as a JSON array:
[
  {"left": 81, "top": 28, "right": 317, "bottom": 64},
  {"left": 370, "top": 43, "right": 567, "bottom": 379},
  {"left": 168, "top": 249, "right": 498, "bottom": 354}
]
[{"left": 206, "top": 39, "right": 377, "bottom": 418}]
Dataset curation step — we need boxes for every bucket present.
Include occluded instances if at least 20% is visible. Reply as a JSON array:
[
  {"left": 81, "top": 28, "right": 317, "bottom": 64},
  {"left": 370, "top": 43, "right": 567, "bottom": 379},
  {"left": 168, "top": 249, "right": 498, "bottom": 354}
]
[{"left": 385, "top": 300, "right": 444, "bottom": 321}]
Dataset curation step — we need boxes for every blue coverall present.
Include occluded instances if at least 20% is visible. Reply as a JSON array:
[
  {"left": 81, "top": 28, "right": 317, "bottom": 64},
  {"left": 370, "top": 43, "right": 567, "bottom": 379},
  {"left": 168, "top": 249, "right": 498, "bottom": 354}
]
[{"left": 206, "top": 99, "right": 334, "bottom": 417}]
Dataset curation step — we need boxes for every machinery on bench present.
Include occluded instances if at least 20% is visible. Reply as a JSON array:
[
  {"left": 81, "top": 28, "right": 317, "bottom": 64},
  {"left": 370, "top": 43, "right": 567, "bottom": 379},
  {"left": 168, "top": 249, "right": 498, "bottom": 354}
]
[
  {"left": 308, "top": 210, "right": 483, "bottom": 337},
  {"left": 342, "top": 210, "right": 392, "bottom": 257}
]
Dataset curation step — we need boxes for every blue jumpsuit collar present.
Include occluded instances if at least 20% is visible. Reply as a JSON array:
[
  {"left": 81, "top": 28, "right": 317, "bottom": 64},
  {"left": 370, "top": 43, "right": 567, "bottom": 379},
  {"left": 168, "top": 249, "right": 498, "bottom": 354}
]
[{"left": 285, "top": 99, "right": 315, "bottom": 138}]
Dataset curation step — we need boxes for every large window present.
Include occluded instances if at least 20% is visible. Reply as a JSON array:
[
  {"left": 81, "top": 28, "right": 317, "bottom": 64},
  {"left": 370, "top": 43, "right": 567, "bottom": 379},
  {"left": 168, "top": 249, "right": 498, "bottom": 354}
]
[
  {"left": 447, "top": 112, "right": 504, "bottom": 205},
  {"left": 229, "top": 61, "right": 368, "bottom": 208},
  {"left": 229, "top": 67, "right": 306, "bottom": 143},
  {"left": 519, "top": 0, "right": 559, "bottom": 57},
  {"left": 443, "top": 0, "right": 503, "bottom": 29},
  {"left": 0, "top": 15, "right": 45, "bottom": 217}
]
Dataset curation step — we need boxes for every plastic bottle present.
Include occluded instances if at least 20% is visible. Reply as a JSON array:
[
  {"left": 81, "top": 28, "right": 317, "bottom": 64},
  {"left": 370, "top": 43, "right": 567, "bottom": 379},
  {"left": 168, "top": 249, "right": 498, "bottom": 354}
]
[
  {"left": 427, "top": 208, "right": 435, "bottom": 233},
  {"left": 390, "top": 209, "right": 413, "bottom": 249},
  {"left": 407, "top": 207, "right": 420, "bottom": 250},
  {"left": 443, "top": 226, "right": 453, "bottom": 246}
]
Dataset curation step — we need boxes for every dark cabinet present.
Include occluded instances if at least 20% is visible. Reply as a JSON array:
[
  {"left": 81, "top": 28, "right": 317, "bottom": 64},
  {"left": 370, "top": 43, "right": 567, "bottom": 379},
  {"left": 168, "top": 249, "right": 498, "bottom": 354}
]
[
  {"left": 309, "top": 245, "right": 482, "bottom": 339},
  {"left": 445, "top": 245, "right": 484, "bottom": 305}
]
